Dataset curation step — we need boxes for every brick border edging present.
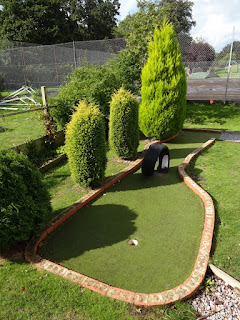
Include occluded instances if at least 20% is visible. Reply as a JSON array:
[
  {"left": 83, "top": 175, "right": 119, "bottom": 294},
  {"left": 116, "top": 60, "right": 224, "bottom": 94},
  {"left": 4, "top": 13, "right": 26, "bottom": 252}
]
[{"left": 25, "top": 131, "right": 216, "bottom": 306}]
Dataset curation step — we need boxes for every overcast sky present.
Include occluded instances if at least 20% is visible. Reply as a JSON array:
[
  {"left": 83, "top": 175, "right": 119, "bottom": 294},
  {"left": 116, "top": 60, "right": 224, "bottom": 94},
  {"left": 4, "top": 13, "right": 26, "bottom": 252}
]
[{"left": 118, "top": 0, "right": 240, "bottom": 52}]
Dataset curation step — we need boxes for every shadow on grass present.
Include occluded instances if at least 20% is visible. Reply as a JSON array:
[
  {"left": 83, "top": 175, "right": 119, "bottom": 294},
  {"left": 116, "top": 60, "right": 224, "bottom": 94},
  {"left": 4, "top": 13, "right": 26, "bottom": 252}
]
[
  {"left": 39, "top": 204, "right": 137, "bottom": 262},
  {"left": 185, "top": 102, "right": 240, "bottom": 130},
  {"left": 209, "top": 195, "right": 221, "bottom": 257}
]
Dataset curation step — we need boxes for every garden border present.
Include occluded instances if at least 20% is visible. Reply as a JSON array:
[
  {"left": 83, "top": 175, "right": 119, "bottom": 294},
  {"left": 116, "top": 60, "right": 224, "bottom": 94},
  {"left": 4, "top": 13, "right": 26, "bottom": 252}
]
[{"left": 25, "top": 129, "right": 217, "bottom": 306}]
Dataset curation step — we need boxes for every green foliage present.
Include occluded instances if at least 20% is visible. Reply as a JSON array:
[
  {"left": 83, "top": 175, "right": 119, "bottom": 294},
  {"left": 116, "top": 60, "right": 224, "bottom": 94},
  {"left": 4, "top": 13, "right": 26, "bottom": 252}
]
[
  {"left": 0, "top": 149, "right": 52, "bottom": 248},
  {"left": 109, "top": 87, "right": 139, "bottom": 159},
  {"left": 52, "top": 63, "right": 121, "bottom": 127},
  {"left": 115, "top": 0, "right": 195, "bottom": 78},
  {"left": 217, "top": 41, "right": 240, "bottom": 61},
  {"left": 65, "top": 101, "right": 107, "bottom": 187},
  {"left": 0, "top": 0, "right": 120, "bottom": 44},
  {"left": 106, "top": 49, "right": 141, "bottom": 94},
  {"left": 139, "top": 23, "right": 187, "bottom": 140}
]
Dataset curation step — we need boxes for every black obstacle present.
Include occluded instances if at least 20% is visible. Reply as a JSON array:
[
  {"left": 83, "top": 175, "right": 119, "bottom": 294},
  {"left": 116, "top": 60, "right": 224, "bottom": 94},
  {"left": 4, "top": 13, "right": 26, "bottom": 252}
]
[{"left": 142, "top": 143, "right": 170, "bottom": 176}]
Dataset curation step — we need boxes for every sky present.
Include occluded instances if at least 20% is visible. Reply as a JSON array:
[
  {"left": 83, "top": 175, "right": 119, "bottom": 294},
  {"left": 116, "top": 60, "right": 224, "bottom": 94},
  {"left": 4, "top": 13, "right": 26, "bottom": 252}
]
[{"left": 118, "top": 0, "right": 240, "bottom": 52}]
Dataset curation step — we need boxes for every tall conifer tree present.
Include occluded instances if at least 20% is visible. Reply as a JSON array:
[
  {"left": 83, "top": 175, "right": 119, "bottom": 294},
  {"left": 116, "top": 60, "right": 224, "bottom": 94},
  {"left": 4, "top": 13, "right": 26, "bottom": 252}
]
[{"left": 139, "top": 22, "right": 187, "bottom": 140}]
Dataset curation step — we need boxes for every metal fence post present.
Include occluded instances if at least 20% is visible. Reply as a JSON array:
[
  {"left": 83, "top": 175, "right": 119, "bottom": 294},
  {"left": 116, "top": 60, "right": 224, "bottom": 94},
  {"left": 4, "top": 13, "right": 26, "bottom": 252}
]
[
  {"left": 20, "top": 43, "right": 28, "bottom": 86},
  {"left": 73, "top": 41, "right": 77, "bottom": 69},
  {"left": 224, "top": 26, "right": 235, "bottom": 104}
]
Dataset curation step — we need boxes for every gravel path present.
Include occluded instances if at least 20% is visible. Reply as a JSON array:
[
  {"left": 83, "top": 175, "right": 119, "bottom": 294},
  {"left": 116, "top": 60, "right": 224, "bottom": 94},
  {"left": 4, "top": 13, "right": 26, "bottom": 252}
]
[
  {"left": 219, "top": 131, "right": 240, "bottom": 142},
  {"left": 191, "top": 274, "right": 240, "bottom": 320},
  {"left": 190, "top": 133, "right": 240, "bottom": 319}
]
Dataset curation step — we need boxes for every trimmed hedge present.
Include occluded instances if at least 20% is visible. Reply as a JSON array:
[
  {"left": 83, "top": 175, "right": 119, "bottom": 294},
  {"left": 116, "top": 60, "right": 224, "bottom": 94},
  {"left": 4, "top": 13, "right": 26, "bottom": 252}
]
[
  {"left": 65, "top": 101, "right": 107, "bottom": 188},
  {"left": 139, "top": 22, "right": 187, "bottom": 140},
  {"left": 109, "top": 87, "right": 139, "bottom": 159},
  {"left": 0, "top": 150, "right": 52, "bottom": 248}
]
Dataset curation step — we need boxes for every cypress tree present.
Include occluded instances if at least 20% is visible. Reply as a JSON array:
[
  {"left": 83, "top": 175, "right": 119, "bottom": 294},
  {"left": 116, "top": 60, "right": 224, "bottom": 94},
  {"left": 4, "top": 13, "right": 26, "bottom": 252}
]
[
  {"left": 139, "top": 22, "right": 187, "bottom": 140},
  {"left": 65, "top": 101, "right": 107, "bottom": 188},
  {"left": 109, "top": 87, "right": 139, "bottom": 159}
]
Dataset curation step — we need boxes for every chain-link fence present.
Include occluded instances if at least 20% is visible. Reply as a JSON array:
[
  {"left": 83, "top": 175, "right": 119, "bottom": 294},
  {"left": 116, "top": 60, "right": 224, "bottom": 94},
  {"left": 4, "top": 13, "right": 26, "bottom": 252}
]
[
  {"left": 0, "top": 38, "right": 126, "bottom": 90},
  {"left": 1, "top": 31, "right": 240, "bottom": 101},
  {"left": 178, "top": 28, "right": 240, "bottom": 102}
]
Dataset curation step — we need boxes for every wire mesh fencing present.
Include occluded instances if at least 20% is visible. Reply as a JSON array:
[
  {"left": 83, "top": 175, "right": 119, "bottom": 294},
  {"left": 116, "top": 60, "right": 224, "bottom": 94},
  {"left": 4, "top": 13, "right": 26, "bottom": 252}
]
[
  {"left": 0, "top": 38, "right": 126, "bottom": 90},
  {"left": 178, "top": 28, "right": 240, "bottom": 102},
  {"left": 1, "top": 31, "right": 240, "bottom": 102}
]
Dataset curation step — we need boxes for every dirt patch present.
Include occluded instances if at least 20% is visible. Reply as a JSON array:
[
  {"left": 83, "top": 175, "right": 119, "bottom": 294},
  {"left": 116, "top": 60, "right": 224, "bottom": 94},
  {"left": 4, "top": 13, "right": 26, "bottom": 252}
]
[{"left": 0, "top": 242, "right": 26, "bottom": 262}]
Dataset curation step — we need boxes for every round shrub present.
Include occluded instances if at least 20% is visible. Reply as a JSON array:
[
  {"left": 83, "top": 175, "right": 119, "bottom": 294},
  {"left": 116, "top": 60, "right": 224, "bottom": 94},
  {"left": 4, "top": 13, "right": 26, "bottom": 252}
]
[
  {"left": 109, "top": 87, "right": 139, "bottom": 159},
  {"left": 52, "top": 63, "right": 121, "bottom": 128},
  {"left": 65, "top": 101, "right": 107, "bottom": 188},
  {"left": 139, "top": 22, "right": 187, "bottom": 140},
  {"left": 0, "top": 150, "right": 52, "bottom": 248}
]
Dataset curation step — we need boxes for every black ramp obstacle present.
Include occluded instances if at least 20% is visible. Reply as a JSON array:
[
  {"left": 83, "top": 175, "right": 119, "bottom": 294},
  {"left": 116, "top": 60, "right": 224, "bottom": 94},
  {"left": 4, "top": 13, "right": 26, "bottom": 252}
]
[{"left": 142, "top": 143, "right": 170, "bottom": 176}]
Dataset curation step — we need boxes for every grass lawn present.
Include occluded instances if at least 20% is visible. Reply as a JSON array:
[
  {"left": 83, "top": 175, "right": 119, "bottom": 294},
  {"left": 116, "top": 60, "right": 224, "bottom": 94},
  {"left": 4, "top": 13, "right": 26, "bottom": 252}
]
[
  {"left": 39, "top": 131, "right": 219, "bottom": 294},
  {"left": 0, "top": 110, "right": 46, "bottom": 150},
  {"left": 0, "top": 100, "right": 239, "bottom": 319},
  {"left": 184, "top": 102, "right": 240, "bottom": 131},
  {"left": 0, "top": 136, "right": 199, "bottom": 320},
  {"left": 186, "top": 140, "right": 240, "bottom": 281},
  {"left": 0, "top": 101, "right": 239, "bottom": 151},
  {"left": 0, "top": 259, "right": 197, "bottom": 320},
  {"left": 215, "top": 65, "right": 240, "bottom": 78}
]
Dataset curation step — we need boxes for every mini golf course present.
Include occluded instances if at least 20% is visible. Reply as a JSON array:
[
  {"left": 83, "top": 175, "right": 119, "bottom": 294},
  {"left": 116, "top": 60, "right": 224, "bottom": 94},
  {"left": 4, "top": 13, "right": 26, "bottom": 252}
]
[{"left": 26, "top": 130, "right": 219, "bottom": 305}]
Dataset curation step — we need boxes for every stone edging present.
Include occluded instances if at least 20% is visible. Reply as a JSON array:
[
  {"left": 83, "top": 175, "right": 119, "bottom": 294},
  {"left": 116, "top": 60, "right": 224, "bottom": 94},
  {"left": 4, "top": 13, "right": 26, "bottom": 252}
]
[{"left": 25, "top": 131, "right": 216, "bottom": 306}]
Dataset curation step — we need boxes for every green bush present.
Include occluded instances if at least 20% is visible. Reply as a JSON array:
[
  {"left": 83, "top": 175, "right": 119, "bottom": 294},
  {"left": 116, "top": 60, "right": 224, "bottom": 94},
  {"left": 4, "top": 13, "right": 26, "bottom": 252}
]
[
  {"left": 65, "top": 101, "right": 107, "bottom": 188},
  {"left": 0, "top": 150, "right": 52, "bottom": 248},
  {"left": 139, "top": 22, "right": 187, "bottom": 140},
  {"left": 106, "top": 49, "right": 141, "bottom": 94},
  {"left": 109, "top": 87, "right": 139, "bottom": 159},
  {"left": 52, "top": 63, "right": 121, "bottom": 128}
]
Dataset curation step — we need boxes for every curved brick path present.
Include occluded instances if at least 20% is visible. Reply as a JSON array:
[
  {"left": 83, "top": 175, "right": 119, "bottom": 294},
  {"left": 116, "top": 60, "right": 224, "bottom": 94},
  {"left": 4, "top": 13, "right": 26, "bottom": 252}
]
[{"left": 25, "top": 132, "right": 216, "bottom": 306}]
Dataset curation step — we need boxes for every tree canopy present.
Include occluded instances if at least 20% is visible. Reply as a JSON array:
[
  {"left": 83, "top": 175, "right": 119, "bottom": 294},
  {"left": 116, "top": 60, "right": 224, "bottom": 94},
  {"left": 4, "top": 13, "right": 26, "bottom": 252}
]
[
  {"left": 115, "top": 0, "right": 195, "bottom": 64},
  {"left": 217, "top": 41, "right": 240, "bottom": 61},
  {"left": 0, "top": 0, "right": 120, "bottom": 44},
  {"left": 112, "top": 0, "right": 195, "bottom": 90},
  {"left": 187, "top": 40, "right": 215, "bottom": 62}
]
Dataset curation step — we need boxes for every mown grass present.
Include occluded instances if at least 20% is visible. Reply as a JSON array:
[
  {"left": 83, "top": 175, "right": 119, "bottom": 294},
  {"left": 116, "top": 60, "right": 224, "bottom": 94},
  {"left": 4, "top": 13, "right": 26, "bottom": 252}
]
[
  {"left": 184, "top": 102, "right": 240, "bottom": 131},
  {"left": 39, "top": 131, "right": 219, "bottom": 294},
  {"left": 0, "top": 110, "right": 46, "bottom": 150},
  {"left": 215, "top": 65, "right": 240, "bottom": 78},
  {"left": 186, "top": 140, "right": 240, "bottom": 281},
  {"left": 0, "top": 259, "right": 197, "bottom": 320},
  {"left": 0, "top": 101, "right": 239, "bottom": 151},
  {"left": 0, "top": 100, "right": 239, "bottom": 318}
]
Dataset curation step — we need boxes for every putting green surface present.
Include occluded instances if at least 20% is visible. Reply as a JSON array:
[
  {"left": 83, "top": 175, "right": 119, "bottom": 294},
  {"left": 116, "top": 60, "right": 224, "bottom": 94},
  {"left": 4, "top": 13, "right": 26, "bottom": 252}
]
[{"left": 39, "top": 131, "right": 219, "bottom": 293}]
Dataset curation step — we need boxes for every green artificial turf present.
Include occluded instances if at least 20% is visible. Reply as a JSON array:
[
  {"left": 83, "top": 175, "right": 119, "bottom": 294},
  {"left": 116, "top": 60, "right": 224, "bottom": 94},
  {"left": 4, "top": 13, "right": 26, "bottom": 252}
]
[
  {"left": 39, "top": 131, "right": 219, "bottom": 293},
  {"left": 186, "top": 140, "right": 240, "bottom": 281},
  {"left": 43, "top": 142, "right": 147, "bottom": 216},
  {"left": 184, "top": 102, "right": 240, "bottom": 131}
]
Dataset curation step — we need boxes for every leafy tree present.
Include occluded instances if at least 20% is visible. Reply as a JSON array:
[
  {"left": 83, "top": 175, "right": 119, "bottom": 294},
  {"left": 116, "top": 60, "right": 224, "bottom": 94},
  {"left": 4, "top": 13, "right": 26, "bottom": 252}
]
[
  {"left": 64, "top": 0, "right": 120, "bottom": 40},
  {"left": 113, "top": 0, "right": 195, "bottom": 90},
  {"left": 0, "top": 0, "right": 120, "bottom": 44},
  {"left": 217, "top": 41, "right": 240, "bottom": 61},
  {"left": 187, "top": 40, "right": 215, "bottom": 62},
  {"left": 139, "top": 22, "right": 187, "bottom": 140},
  {"left": 0, "top": 0, "right": 77, "bottom": 44},
  {"left": 115, "top": 0, "right": 195, "bottom": 66}
]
